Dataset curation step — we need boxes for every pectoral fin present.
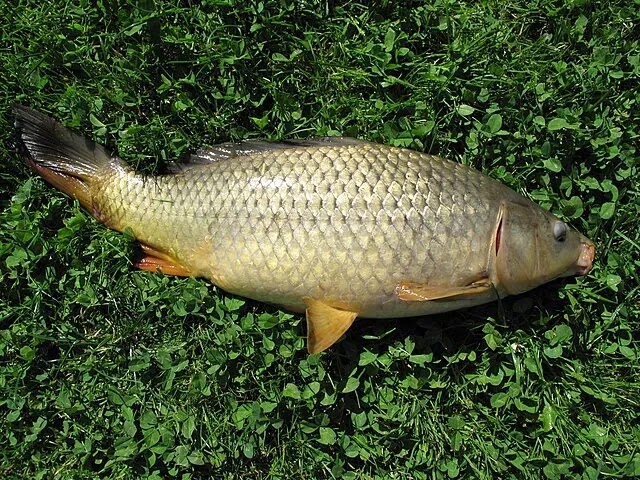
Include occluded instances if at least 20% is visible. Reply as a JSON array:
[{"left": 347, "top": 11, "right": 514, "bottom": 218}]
[
  {"left": 134, "top": 243, "right": 193, "bottom": 277},
  {"left": 304, "top": 297, "right": 358, "bottom": 354},
  {"left": 396, "top": 280, "right": 494, "bottom": 302}
]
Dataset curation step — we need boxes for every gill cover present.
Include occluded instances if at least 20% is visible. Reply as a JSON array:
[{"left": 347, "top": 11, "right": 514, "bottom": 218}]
[{"left": 494, "top": 201, "right": 586, "bottom": 296}]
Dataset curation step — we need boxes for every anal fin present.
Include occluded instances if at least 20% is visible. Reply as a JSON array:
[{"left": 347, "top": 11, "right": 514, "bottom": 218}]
[
  {"left": 304, "top": 297, "right": 358, "bottom": 354},
  {"left": 396, "top": 280, "right": 494, "bottom": 302},
  {"left": 134, "top": 243, "right": 193, "bottom": 277}
]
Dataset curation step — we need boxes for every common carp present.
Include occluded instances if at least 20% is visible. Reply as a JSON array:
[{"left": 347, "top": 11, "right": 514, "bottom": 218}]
[{"left": 14, "top": 106, "right": 595, "bottom": 353}]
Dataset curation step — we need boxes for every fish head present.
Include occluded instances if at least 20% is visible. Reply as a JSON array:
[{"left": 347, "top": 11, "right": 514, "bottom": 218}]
[{"left": 494, "top": 200, "right": 595, "bottom": 296}]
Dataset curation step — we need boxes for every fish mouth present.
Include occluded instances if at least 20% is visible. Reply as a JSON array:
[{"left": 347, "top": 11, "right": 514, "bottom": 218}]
[{"left": 573, "top": 242, "right": 595, "bottom": 276}]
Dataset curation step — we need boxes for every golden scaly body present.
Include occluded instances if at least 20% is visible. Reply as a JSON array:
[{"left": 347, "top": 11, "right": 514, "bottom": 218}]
[
  {"left": 14, "top": 106, "right": 595, "bottom": 352},
  {"left": 96, "top": 142, "right": 524, "bottom": 317}
]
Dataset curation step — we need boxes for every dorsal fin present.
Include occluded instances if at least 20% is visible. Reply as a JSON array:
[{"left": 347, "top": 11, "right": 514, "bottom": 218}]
[{"left": 166, "top": 137, "right": 371, "bottom": 173}]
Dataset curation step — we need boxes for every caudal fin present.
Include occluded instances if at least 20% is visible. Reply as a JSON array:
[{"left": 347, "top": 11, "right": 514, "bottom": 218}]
[{"left": 14, "top": 105, "right": 118, "bottom": 209}]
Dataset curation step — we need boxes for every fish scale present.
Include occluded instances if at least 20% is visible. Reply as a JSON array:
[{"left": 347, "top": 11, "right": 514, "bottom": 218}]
[
  {"left": 14, "top": 106, "right": 595, "bottom": 353},
  {"left": 94, "top": 144, "right": 504, "bottom": 317}
]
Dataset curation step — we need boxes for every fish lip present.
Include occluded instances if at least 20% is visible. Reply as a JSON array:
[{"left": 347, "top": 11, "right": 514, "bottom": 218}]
[{"left": 574, "top": 242, "right": 595, "bottom": 276}]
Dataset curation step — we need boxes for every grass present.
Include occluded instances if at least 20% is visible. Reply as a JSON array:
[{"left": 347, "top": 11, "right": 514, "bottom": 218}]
[{"left": 0, "top": 0, "right": 639, "bottom": 478}]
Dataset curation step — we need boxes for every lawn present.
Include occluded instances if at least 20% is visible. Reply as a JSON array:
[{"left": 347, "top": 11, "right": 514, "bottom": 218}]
[{"left": 0, "top": 0, "right": 639, "bottom": 478}]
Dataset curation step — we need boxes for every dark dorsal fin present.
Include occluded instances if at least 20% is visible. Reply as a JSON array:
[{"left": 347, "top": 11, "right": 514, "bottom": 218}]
[{"left": 166, "top": 137, "right": 370, "bottom": 173}]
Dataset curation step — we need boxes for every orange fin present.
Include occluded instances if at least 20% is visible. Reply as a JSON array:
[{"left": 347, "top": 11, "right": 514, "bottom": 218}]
[
  {"left": 134, "top": 243, "right": 193, "bottom": 277},
  {"left": 14, "top": 105, "right": 120, "bottom": 211},
  {"left": 396, "top": 280, "right": 493, "bottom": 302},
  {"left": 304, "top": 297, "right": 358, "bottom": 354},
  {"left": 25, "top": 161, "right": 93, "bottom": 209}
]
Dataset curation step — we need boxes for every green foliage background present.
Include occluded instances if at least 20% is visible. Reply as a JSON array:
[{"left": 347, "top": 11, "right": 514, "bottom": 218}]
[{"left": 0, "top": 0, "right": 639, "bottom": 478}]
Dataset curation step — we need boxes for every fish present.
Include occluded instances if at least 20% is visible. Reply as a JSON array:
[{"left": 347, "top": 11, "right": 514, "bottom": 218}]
[{"left": 14, "top": 105, "right": 595, "bottom": 353}]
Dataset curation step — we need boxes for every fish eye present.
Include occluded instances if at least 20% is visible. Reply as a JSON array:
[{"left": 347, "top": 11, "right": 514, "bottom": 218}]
[{"left": 553, "top": 221, "right": 567, "bottom": 242}]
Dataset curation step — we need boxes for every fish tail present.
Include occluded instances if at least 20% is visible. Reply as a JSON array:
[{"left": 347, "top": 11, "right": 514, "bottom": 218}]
[{"left": 14, "top": 105, "right": 123, "bottom": 210}]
